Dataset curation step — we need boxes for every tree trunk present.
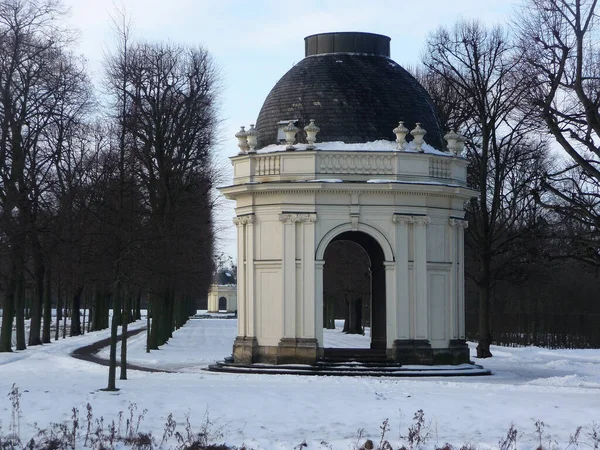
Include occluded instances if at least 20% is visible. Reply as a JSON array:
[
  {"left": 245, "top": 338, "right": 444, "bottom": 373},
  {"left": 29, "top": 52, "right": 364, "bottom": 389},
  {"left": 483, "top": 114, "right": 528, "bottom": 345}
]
[
  {"left": 148, "top": 291, "right": 161, "bottom": 350},
  {"left": 344, "top": 297, "right": 364, "bottom": 335},
  {"left": 0, "top": 270, "right": 16, "bottom": 352},
  {"left": 55, "top": 279, "right": 61, "bottom": 341},
  {"left": 42, "top": 262, "right": 52, "bottom": 343},
  {"left": 15, "top": 268, "right": 26, "bottom": 351},
  {"left": 70, "top": 285, "right": 83, "bottom": 336},
  {"left": 120, "top": 289, "right": 129, "bottom": 380},
  {"left": 135, "top": 290, "right": 142, "bottom": 321},
  {"left": 476, "top": 268, "right": 493, "bottom": 358},
  {"left": 28, "top": 245, "right": 44, "bottom": 346},
  {"left": 106, "top": 280, "right": 120, "bottom": 391}
]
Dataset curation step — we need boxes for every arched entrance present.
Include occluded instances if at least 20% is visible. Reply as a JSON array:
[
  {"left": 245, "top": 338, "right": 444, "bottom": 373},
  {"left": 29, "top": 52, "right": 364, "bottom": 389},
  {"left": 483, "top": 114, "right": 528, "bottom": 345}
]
[
  {"left": 218, "top": 296, "right": 227, "bottom": 311},
  {"left": 322, "top": 231, "right": 386, "bottom": 350}
]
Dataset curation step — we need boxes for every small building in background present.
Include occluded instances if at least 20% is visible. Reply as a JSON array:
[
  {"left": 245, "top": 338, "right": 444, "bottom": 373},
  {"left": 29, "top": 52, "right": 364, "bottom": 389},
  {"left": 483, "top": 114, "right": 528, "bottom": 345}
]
[{"left": 207, "top": 284, "right": 237, "bottom": 313}]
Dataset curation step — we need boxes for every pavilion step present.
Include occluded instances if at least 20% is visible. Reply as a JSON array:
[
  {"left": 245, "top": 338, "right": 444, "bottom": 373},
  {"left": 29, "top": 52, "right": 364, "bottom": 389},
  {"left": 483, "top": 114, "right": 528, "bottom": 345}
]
[
  {"left": 321, "top": 348, "right": 388, "bottom": 363},
  {"left": 205, "top": 360, "right": 492, "bottom": 377}
]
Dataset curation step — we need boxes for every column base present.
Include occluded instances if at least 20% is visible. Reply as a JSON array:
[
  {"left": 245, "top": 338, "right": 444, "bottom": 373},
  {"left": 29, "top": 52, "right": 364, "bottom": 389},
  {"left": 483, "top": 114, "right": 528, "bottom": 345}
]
[
  {"left": 233, "top": 337, "right": 320, "bottom": 365},
  {"left": 389, "top": 339, "right": 470, "bottom": 365},
  {"left": 277, "top": 338, "right": 319, "bottom": 365},
  {"left": 390, "top": 339, "right": 433, "bottom": 364},
  {"left": 232, "top": 336, "right": 258, "bottom": 364}
]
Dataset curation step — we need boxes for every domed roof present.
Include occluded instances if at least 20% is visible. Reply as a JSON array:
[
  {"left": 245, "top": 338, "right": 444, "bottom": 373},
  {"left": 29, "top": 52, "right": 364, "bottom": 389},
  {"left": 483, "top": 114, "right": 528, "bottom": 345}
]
[{"left": 255, "top": 32, "right": 445, "bottom": 150}]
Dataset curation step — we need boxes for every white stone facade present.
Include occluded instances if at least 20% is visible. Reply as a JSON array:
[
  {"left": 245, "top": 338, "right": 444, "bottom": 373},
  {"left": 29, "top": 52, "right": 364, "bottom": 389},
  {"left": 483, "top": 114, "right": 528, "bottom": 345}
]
[{"left": 220, "top": 145, "right": 474, "bottom": 365}]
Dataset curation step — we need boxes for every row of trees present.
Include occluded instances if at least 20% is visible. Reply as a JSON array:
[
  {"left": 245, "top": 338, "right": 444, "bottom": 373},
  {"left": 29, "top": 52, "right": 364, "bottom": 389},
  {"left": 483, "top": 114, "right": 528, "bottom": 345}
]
[
  {"left": 419, "top": 0, "right": 599, "bottom": 355},
  {"left": 0, "top": 0, "right": 219, "bottom": 388}
]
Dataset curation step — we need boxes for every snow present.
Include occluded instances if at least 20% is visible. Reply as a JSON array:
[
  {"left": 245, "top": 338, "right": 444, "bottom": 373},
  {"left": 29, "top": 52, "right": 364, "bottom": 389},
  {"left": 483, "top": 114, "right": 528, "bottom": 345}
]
[
  {"left": 323, "top": 320, "right": 370, "bottom": 348},
  {"left": 257, "top": 139, "right": 450, "bottom": 156},
  {"left": 1, "top": 318, "right": 600, "bottom": 449}
]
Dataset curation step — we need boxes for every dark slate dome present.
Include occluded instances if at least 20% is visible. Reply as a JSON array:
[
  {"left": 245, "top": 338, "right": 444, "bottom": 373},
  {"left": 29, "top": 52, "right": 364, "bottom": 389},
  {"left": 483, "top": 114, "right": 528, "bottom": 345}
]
[{"left": 255, "top": 32, "right": 445, "bottom": 149}]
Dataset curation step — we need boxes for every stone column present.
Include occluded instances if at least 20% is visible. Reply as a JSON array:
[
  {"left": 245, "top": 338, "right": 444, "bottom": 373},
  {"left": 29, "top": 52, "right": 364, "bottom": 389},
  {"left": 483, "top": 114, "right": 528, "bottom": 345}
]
[
  {"left": 300, "top": 214, "right": 319, "bottom": 360},
  {"left": 384, "top": 261, "right": 396, "bottom": 350},
  {"left": 448, "top": 218, "right": 469, "bottom": 363},
  {"left": 233, "top": 217, "right": 246, "bottom": 335},
  {"left": 277, "top": 213, "right": 319, "bottom": 364},
  {"left": 392, "top": 215, "right": 412, "bottom": 341},
  {"left": 448, "top": 219, "right": 458, "bottom": 340},
  {"left": 245, "top": 215, "right": 256, "bottom": 337},
  {"left": 413, "top": 216, "right": 430, "bottom": 341},
  {"left": 457, "top": 219, "right": 468, "bottom": 340},
  {"left": 232, "top": 215, "right": 257, "bottom": 364},
  {"left": 279, "top": 214, "right": 297, "bottom": 339},
  {"left": 315, "top": 260, "right": 325, "bottom": 348},
  {"left": 391, "top": 215, "right": 432, "bottom": 364},
  {"left": 301, "top": 215, "right": 318, "bottom": 338}
]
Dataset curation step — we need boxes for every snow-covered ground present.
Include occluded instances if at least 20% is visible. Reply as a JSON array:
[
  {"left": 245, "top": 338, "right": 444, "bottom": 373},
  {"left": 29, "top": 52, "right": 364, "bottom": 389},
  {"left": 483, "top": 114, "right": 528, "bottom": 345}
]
[{"left": 1, "top": 317, "right": 599, "bottom": 449}]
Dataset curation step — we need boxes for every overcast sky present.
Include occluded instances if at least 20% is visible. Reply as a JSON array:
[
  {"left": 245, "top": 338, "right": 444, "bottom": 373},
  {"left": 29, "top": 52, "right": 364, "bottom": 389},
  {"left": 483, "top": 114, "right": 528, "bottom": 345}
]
[{"left": 61, "top": 0, "right": 520, "bottom": 261}]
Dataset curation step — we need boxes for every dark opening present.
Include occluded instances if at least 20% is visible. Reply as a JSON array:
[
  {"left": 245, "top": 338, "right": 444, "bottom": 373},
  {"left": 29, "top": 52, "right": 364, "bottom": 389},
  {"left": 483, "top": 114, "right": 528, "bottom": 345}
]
[
  {"left": 323, "top": 231, "right": 386, "bottom": 350},
  {"left": 218, "top": 296, "right": 227, "bottom": 311}
]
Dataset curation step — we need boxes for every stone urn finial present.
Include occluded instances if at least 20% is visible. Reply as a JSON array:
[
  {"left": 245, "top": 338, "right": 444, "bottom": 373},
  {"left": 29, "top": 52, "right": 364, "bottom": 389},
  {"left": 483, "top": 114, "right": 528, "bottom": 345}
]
[
  {"left": 235, "top": 126, "right": 249, "bottom": 155},
  {"left": 246, "top": 124, "right": 258, "bottom": 153},
  {"left": 283, "top": 120, "right": 299, "bottom": 151},
  {"left": 393, "top": 121, "right": 409, "bottom": 150},
  {"left": 304, "top": 119, "right": 320, "bottom": 150},
  {"left": 411, "top": 123, "right": 427, "bottom": 153},
  {"left": 444, "top": 130, "right": 460, "bottom": 155},
  {"left": 456, "top": 132, "right": 466, "bottom": 156}
]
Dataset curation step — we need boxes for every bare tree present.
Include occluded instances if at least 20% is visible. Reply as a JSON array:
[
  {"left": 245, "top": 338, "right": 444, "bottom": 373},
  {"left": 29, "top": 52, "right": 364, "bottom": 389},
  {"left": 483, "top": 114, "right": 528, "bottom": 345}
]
[
  {"left": 0, "top": 0, "right": 84, "bottom": 351},
  {"left": 515, "top": 0, "right": 600, "bottom": 267},
  {"left": 424, "top": 20, "right": 549, "bottom": 357},
  {"left": 115, "top": 41, "right": 219, "bottom": 350}
]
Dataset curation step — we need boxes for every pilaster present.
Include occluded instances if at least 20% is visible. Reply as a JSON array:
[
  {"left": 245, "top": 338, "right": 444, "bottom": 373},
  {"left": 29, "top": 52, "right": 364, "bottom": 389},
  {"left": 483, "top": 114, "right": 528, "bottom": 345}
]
[
  {"left": 279, "top": 214, "right": 297, "bottom": 339},
  {"left": 456, "top": 219, "right": 468, "bottom": 339},
  {"left": 245, "top": 215, "right": 256, "bottom": 336},
  {"left": 301, "top": 214, "right": 318, "bottom": 339},
  {"left": 392, "top": 215, "right": 412, "bottom": 340},
  {"left": 384, "top": 261, "right": 396, "bottom": 348},
  {"left": 315, "top": 260, "right": 325, "bottom": 347},
  {"left": 413, "top": 216, "right": 430, "bottom": 340}
]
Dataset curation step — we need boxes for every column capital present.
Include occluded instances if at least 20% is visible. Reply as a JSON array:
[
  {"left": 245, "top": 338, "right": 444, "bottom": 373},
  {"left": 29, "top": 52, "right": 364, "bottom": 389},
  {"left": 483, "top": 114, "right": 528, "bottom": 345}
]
[
  {"left": 449, "top": 218, "right": 468, "bottom": 229},
  {"left": 233, "top": 214, "right": 255, "bottom": 226},
  {"left": 413, "top": 216, "right": 430, "bottom": 226},
  {"left": 392, "top": 214, "right": 415, "bottom": 225},
  {"left": 392, "top": 214, "right": 430, "bottom": 226},
  {"left": 279, "top": 213, "right": 317, "bottom": 224}
]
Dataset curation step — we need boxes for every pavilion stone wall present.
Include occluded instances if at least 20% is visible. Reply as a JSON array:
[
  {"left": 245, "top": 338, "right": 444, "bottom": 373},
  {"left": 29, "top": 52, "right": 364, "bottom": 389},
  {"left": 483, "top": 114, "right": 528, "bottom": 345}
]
[{"left": 231, "top": 182, "right": 471, "bottom": 365}]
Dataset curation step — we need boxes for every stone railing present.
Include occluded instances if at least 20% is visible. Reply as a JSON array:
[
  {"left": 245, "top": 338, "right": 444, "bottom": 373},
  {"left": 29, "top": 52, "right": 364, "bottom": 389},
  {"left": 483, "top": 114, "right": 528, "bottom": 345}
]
[
  {"left": 319, "top": 153, "right": 395, "bottom": 175},
  {"left": 231, "top": 150, "right": 468, "bottom": 186},
  {"left": 429, "top": 157, "right": 451, "bottom": 178},
  {"left": 256, "top": 155, "right": 281, "bottom": 176}
]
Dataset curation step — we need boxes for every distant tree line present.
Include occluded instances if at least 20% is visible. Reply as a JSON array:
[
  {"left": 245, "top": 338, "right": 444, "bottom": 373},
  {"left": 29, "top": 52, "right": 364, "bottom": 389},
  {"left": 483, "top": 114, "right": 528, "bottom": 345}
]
[
  {"left": 418, "top": 0, "right": 600, "bottom": 353},
  {"left": 0, "top": 0, "right": 219, "bottom": 387}
]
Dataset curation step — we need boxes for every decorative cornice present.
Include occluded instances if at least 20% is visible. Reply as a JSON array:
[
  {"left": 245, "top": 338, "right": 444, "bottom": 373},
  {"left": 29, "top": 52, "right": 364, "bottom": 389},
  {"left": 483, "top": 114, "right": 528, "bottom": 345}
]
[
  {"left": 449, "top": 218, "right": 469, "bottom": 229},
  {"left": 233, "top": 214, "right": 255, "bottom": 226},
  {"left": 221, "top": 183, "right": 475, "bottom": 200},
  {"left": 279, "top": 213, "right": 317, "bottom": 224}
]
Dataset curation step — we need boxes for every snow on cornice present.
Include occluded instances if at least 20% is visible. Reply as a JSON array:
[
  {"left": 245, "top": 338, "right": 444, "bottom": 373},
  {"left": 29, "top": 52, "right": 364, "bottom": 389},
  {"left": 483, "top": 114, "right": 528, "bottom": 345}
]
[{"left": 256, "top": 140, "right": 448, "bottom": 156}]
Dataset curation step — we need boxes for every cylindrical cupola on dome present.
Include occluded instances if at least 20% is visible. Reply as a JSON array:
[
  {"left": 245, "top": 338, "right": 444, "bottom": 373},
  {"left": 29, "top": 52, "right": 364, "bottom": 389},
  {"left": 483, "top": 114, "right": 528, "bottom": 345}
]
[{"left": 255, "top": 32, "right": 445, "bottom": 149}]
